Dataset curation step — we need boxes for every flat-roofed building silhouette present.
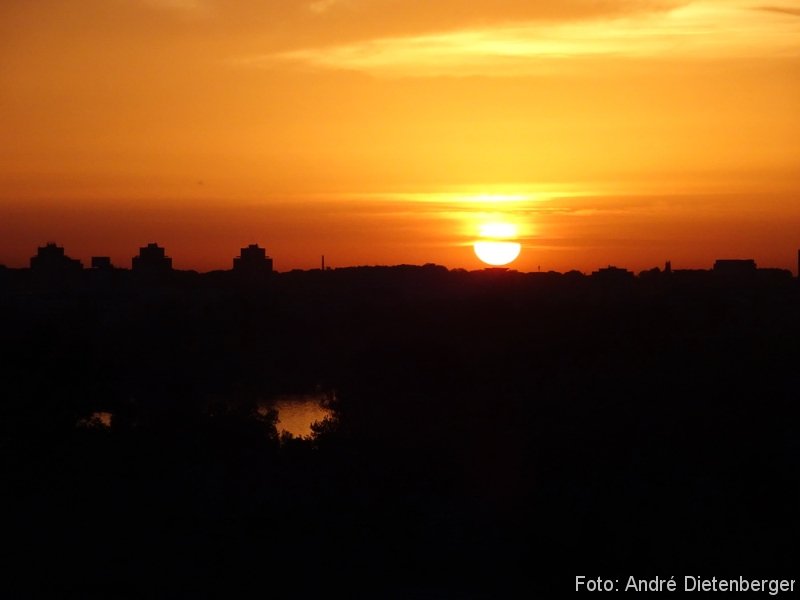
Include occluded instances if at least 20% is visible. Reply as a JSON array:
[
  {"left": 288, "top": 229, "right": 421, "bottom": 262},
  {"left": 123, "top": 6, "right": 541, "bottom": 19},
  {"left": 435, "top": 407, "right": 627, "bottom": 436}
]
[
  {"left": 713, "top": 259, "right": 757, "bottom": 283},
  {"left": 91, "top": 256, "right": 113, "bottom": 270},
  {"left": 713, "top": 259, "right": 756, "bottom": 274},
  {"left": 591, "top": 265, "right": 634, "bottom": 282},
  {"left": 132, "top": 243, "right": 172, "bottom": 273},
  {"left": 233, "top": 244, "right": 273, "bottom": 274},
  {"left": 30, "top": 243, "right": 83, "bottom": 272}
]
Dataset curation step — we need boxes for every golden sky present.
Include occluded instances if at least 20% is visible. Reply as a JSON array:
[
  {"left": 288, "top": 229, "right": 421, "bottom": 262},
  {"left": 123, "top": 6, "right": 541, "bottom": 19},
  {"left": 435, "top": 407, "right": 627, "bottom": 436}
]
[{"left": 1, "top": 0, "right": 799, "bottom": 272}]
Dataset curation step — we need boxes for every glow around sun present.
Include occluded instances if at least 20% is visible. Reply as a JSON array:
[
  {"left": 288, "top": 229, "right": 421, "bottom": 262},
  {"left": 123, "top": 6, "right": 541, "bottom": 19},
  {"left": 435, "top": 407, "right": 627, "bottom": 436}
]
[{"left": 473, "top": 222, "right": 522, "bottom": 266}]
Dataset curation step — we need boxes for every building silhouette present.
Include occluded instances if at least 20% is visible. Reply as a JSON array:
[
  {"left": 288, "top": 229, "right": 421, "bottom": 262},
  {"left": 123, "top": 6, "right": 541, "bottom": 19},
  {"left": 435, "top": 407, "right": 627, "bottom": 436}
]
[
  {"left": 713, "top": 259, "right": 756, "bottom": 274},
  {"left": 30, "top": 243, "right": 83, "bottom": 272},
  {"left": 91, "top": 256, "right": 113, "bottom": 270},
  {"left": 132, "top": 243, "right": 172, "bottom": 273},
  {"left": 591, "top": 265, "right": 634, "bottom": 283},
  {"left": 713, "top": 259, "right": 757, "bottom": 282},
  {"left": 233, "top": 244, "right": 273, "bottom": 274}
]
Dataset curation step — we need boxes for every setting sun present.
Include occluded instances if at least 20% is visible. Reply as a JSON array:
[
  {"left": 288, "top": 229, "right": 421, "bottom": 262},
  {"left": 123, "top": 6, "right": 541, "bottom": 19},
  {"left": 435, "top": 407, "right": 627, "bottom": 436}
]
[
  {"left": 474, "top": 220, "right": 522, "bottom": 266},
  {"left": 474, "top": 241, "right": 522, "bottom": 266}
]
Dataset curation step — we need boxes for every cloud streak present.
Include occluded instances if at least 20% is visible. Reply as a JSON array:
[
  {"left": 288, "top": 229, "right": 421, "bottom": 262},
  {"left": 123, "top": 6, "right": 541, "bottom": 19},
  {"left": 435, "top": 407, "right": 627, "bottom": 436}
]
[
  {"left": 255, "top": 1, "right": 800, "bottom": 76},
  {"left": 135, "top": 0, "right": 687, "bottom": 50},
  {"left": 757, "top": 5, "right": 800, "bottom": 16},
  {"left": 140, "top": 0, "right": 212, "bottom": 15},
  {"left": 308, "top": 0, "right": 347, "bottom": 14}
]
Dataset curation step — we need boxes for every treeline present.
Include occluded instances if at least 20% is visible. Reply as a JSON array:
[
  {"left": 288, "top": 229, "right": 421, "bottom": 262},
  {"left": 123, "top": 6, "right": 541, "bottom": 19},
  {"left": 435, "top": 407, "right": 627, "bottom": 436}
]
[{"left": 2, "top": 266, "right": 799, "bottom": 595}]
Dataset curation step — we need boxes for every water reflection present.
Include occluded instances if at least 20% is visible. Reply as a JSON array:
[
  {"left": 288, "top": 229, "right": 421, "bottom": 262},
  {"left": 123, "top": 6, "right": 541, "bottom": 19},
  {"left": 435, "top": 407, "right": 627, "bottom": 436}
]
[
  {"left": 76, "top": 411, "right": 112, "bottom": 428},
  {"left": 264, "top": 392, "right": 334, "bottom": 438}
]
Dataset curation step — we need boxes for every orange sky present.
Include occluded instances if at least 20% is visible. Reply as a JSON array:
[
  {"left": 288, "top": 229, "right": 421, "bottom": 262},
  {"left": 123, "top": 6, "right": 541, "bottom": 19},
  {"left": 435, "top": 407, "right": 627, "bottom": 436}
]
[{"left": 1, "top": 0, "right": 799, "bottom": 272}]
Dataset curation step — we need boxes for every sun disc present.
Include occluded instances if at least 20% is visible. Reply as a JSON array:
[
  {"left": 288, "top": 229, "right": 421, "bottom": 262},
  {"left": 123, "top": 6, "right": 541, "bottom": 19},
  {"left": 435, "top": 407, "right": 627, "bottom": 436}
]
[{"left": 474, "top": 241, "right": 521, "bottom": 266}]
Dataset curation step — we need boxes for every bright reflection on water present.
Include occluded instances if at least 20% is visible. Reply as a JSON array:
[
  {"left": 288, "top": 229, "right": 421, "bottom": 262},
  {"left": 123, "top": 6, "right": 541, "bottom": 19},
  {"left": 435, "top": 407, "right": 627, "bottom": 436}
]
[
  {"left": 76, "top": 411, "right": 112, "bottom": 428},
  {"left": 266, "top": 392, "right": 334, "bottom": 438}
]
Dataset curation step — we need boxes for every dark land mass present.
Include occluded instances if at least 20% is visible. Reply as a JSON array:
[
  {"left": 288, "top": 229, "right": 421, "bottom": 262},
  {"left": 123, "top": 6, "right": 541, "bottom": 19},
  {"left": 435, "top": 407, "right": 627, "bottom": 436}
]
[{"left": 1, "top": 262, "right": 798, "bottom": 596}]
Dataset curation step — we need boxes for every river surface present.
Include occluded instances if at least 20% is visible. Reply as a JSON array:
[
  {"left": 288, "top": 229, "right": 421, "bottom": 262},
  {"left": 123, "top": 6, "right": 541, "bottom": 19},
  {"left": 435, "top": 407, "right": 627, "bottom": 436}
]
[
  {"left": 270, "top": 392, "right": 334, "bottom": 438},
  {"left": 76, "top": 396, "right": 333, "bottom": 439}
]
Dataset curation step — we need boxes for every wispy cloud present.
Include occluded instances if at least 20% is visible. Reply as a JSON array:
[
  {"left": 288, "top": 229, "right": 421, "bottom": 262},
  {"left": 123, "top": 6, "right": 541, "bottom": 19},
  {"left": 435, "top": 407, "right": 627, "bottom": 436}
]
[
  {"left": 139, "top": 0, "right": 212, "bottom": 17},
  {"left": 308, "top": 0, "right": 348, "bottom": 15},
  {"left": 756, "top": 5, "right": 800, "bottom": 16},
  {"left": 254, "top": 1, "right": 800, "bottom": 76}
]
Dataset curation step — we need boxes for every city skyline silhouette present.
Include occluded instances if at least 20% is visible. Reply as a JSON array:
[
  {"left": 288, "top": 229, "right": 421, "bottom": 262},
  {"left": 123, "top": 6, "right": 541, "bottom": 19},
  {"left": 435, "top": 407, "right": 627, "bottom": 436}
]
[{"left": 9, "top": 239, "right": 800, "bottom": 278}]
